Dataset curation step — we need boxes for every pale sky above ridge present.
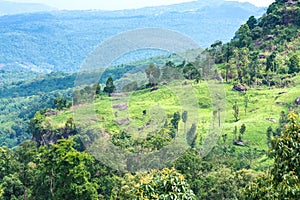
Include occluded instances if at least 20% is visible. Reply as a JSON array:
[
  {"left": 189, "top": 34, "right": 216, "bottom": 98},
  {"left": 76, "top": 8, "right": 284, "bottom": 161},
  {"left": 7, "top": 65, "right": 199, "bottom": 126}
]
[{"left": 7, "top": 0, "right": 275, "bottom": 11}]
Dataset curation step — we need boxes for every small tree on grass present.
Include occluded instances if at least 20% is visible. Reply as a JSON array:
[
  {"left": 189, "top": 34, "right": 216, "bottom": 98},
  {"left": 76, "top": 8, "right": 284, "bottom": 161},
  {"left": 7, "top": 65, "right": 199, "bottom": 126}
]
[
  {"left": 145, "top": 63, "right": 160, "bottom": 86},
  {"left": 187, "top": 123, "right": 197, "bottom": 148},
  {"left": 182, "top": 111, "right": 188, "bottom": 133},
  {"left": 171, "top": 112, "right": 181, "bottom": 136},
  {"left": 239, "top": 124, "right": 246, "bottom": 141},
  {"left": 93, "top": 82, "right": 101, "bottom": 95},
  {"left": 233, "top": 101, "right": 239, "bottom": 121},
  {"left": 213, "top": 110, "right": 217, "bottom": 128},
  {"left": 288, "top": 54, "right": 300, "bottom": 74},
  {"left": 103, "top": 77, "right": 116, "bottom": 95},
  {"left": 54, "top": 97, "right": 67, "bottom": 110}
]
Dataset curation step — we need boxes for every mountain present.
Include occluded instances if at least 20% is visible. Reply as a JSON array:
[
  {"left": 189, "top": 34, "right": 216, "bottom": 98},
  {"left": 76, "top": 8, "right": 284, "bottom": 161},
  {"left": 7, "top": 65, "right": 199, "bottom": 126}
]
[
  {"left": 0, "top": 0, "right": 56, "bottom": 16},
  {"left": 0, "top": 0, "right": 265, "bottom": 73}
]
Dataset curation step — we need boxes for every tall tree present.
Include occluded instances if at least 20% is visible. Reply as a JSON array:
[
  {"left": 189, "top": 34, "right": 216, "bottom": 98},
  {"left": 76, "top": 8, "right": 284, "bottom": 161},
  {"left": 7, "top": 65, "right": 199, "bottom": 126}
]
[
  {"left": 233, "top": 126, "right": 238, "bottom": 141},
  {"left": 182, "top": 111, "right": 188, "bottom": 133},
  {"left": 248, "top": 51, "right": 260, "bottom": 85},
  {"left": 232, "top": 48, "right": 250, "bottom": 83},
  {"left": 233, "top": 24, "right": 252, "bottom": 48},
  {"left": 239, "top": 124, "right": 246, "bottom": 141},
  {"left": 145, "top": 63, "right": 160, "bottom": 86},
  {"left": 93, "top": 82, "right": 101, "bottom": 95},
  {"left": 171, "top": 112, "right": 181, "bottom": 135},
  {"left": 233, "top": 101, "right": 239, "bottom": 122},
  {"left": 266, "top": 52, "right": 277, "bottom": 72},
  {"left": 32, "top": 140, "right": 98, "bottom": 199},
  {"left": 103, "top": 77, "right": 116, "bottom": 94},
  {"left": 187, "top": 124, "right": 197, "bottom": 148},
  {"left": 54, "top": 97, "right": 67, "bottom": 111},
  {"left": 183, "top": 63, "right": 200, "bottom": 80},
  {"left": 14, "top": 141, "right": 37, "bottom": 200},
  {"left": 246, "top": 16, "right": 258, "bottom": 30},
  {"left": 288, "top": 54, "right": 300, "bottom": 74}
]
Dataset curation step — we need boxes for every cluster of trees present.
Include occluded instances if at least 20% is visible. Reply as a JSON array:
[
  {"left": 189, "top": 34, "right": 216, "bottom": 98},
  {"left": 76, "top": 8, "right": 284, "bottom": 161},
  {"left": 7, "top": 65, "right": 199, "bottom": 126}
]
[
  {"left": 0, "top": 140, "right": 119, "bottom": 199},
  {"left": 0, "top": 72, "right": 76, "bottom": 99},
  {"left": 141, "top": 56, "right": 215, "bottom": 89},
  {"left": 205, "top": 0, "right": 300, "bottom": 87},
  {"left": 209, "top": 43, "right": 299, "bottom": 87},
  {"left": 73, "top": 77, "right": 116, "bottom": 105},
  {"left": 0, "top": 71, "right": 77, "bottom": 147},
  {"left": 1, "top": 113, "right": 298, "bottom": 199},
  {"left": 0, "top": 89, "right": 73, "bottom": 148}
]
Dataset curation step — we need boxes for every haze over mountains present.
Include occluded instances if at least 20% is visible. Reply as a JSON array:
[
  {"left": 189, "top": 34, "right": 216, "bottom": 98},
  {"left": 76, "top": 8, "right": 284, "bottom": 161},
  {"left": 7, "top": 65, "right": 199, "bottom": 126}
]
[
  {"left": 0, "top": 0, "right": 265, "bottom": 73},
  {"left": 0, "top": 0, "right": 56, "bottom": 16}
]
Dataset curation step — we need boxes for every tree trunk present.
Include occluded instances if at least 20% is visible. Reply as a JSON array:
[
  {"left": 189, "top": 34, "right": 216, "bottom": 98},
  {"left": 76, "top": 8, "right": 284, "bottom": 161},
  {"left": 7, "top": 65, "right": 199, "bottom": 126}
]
[{"left": 24, "top": 186, "right": 27, "bottom": 200}]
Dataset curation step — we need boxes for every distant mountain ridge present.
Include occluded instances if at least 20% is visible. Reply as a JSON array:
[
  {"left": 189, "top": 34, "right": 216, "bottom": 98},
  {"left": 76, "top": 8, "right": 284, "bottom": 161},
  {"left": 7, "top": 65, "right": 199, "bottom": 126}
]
[
  {"left": 0, "top": 0, "right": 265, "bottom": 73},
  {"left": 0, "top": 0, "right": 56, "bottom": 16}
]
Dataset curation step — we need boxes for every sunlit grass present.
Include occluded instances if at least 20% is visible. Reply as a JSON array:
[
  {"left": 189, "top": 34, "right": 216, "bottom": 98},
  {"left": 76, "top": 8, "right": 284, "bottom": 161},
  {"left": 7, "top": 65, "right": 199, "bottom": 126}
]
[{"left": 51, "top": 75, "right": 300, "bottom": 157}]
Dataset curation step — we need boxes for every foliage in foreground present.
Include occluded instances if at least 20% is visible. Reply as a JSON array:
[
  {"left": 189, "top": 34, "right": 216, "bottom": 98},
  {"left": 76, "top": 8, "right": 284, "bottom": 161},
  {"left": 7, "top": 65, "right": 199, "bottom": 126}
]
[
  {"left": 246, "top": 113, "right": 300, "bottom": 199},
  {"left": 120, "top": 168, "right": 195, "bottom": 199}
]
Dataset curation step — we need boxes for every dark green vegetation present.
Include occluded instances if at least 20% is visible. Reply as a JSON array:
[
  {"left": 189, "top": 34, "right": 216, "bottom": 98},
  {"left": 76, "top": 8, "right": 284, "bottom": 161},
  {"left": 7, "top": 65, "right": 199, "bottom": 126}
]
[
  {"left": 0, "top": 71, "right": 74, "bottom": 147},
  {"left": 1, "top": 0, "right": 300, "bottom": 199}
]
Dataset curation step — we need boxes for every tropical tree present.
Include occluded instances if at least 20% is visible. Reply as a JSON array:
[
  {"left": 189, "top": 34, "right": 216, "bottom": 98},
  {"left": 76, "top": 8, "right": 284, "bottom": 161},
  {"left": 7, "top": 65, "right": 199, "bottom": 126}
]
[
  {"left": 288, "top": 54, "right": 300, "bottom": 74},
  {"left": 145, "top": 63, "right": 160, "bottom": 86},
  {"left": 239, "top": 124, "right": 246, "bottom": 141},
  {"left": 171, "top": 112, "right": 181, "bottom": 134},
  {"left": 14, "top": 141, "right": 37, "bottom": 200},
  {"left": 120, "top": 168, "right": 195, "bottom": 199},
  {"left": 246, "top": 16, "right": 258, "bottom": 30},
  {"left": 54, "top": 97, "right": 67, "bottom": 110},
  {"left": 0, "top": 173, "right": 24, "bottom": 200},
  {"left": 266, "top": 52, "right": 277, "bottom": 72},
  {"left": 233, "top": 24, "right": 252, "bottom": 48},
  {"left": 233, "top": 101, "right": 239, "bottom": 122},
  {"left": 32, "top": 139, "right": 98, "bottom": 199},
  {"left": 93, "top": 82, "right": 101, "bottom": 95},
  {"left": 183, "top": 63, "right": 200, "bottom": 80},
  {"left": 103, "top": 77, "right": 116, "bottom": 94},
  {"left": 182, "top": 111, "right": 188, "bottom": 133},
  {"left": 187, "top": 124, "right": 197, "bottom": 148}
]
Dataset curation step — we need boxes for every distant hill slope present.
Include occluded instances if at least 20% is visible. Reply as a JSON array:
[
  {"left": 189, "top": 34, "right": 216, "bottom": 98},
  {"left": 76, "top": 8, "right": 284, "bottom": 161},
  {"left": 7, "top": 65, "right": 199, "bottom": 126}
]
[
  {"left": 0, "top": 0, "right": 56, "bottom": 16},
  {"left": 0, "top": 0, "right": 265, "bottom": 73}
]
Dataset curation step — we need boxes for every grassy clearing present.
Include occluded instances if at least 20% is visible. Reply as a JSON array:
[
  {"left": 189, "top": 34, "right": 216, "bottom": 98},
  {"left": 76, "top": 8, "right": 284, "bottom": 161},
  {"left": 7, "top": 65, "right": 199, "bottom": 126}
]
[{"left": 51, "top": 75, "right": 299, "bottom": 157}]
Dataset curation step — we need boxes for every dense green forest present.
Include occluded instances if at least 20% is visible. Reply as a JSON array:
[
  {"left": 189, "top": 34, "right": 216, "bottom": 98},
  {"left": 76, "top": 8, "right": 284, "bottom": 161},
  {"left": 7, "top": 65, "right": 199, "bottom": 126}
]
[{"left": 1, "top": 0, "right": 300, "bottom": 199}]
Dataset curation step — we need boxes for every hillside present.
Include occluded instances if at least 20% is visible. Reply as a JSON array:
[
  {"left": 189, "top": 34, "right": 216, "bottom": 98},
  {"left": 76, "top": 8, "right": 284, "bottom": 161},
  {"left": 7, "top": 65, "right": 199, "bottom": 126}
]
[
  {"left": 208, "top": 0, "right": 300, "bottom": 88},
  {"left": 0, "top": 0, "right": 264, "bottom": 73},
  {"left": 0, "top": 0, "right": 56, "bottom": 16}
]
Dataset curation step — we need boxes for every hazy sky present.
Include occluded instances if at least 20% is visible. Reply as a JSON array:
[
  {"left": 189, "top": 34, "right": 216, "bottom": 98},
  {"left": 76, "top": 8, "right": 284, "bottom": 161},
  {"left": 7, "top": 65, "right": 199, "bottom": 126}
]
[{"left": 8, "top": 0, "right": 275, "bottom": 10}]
